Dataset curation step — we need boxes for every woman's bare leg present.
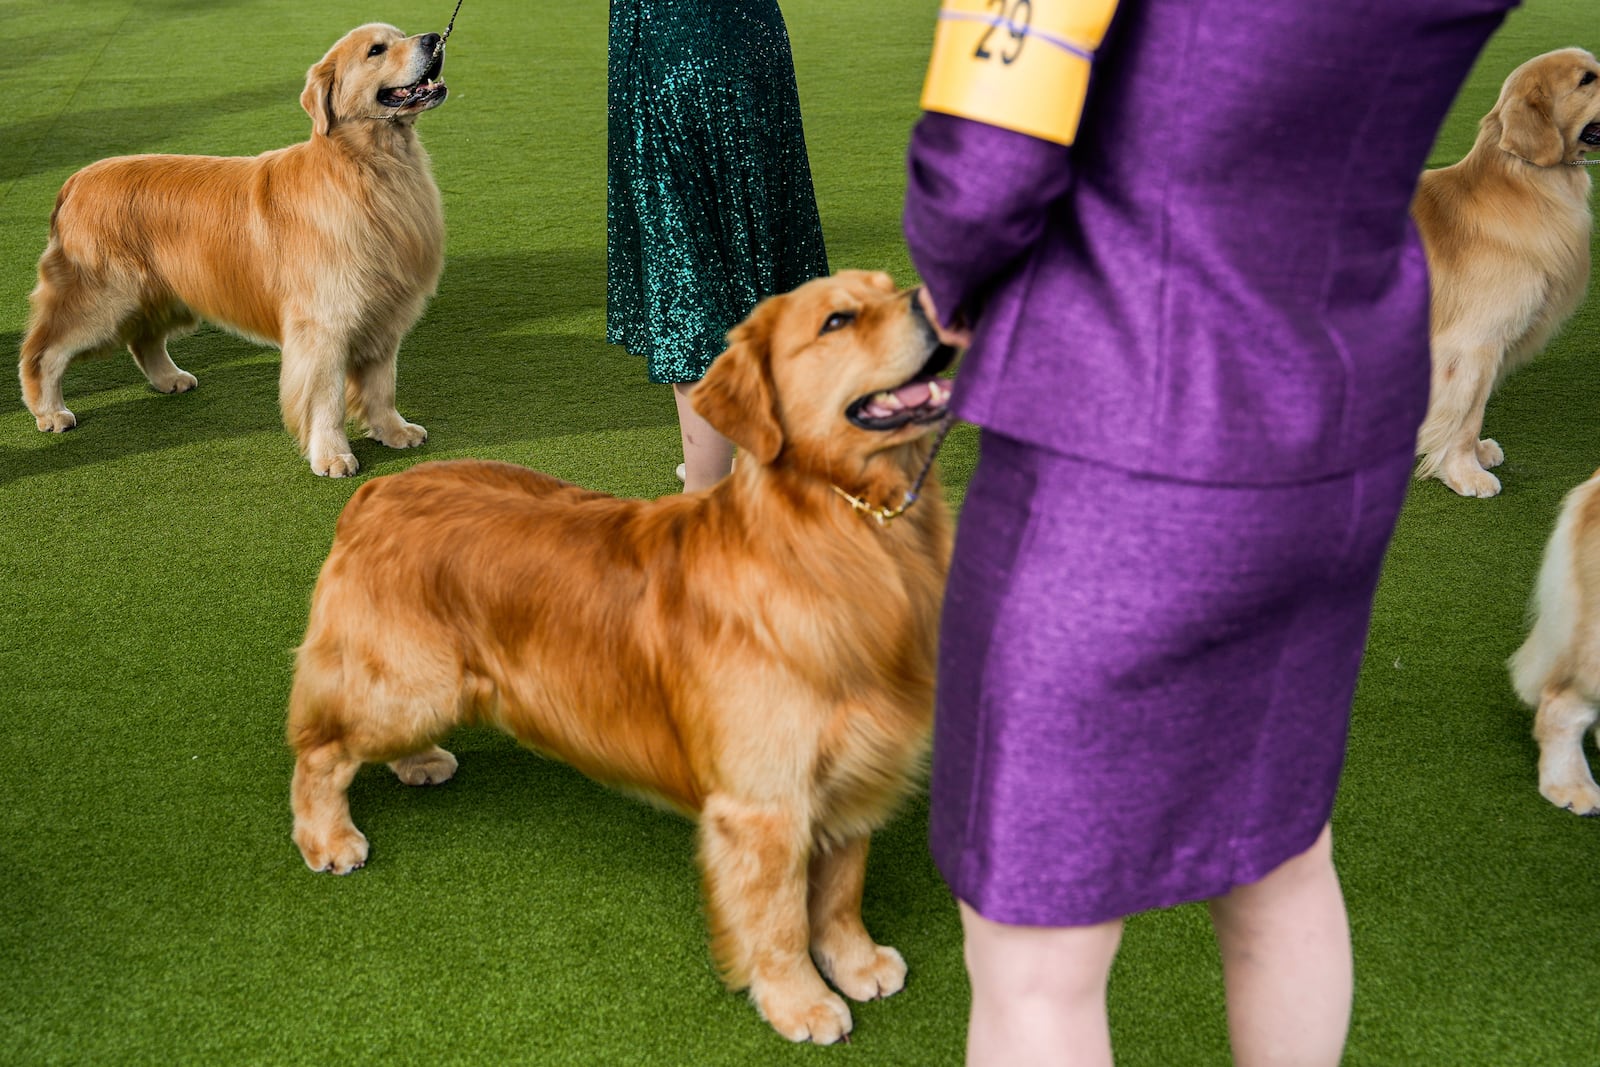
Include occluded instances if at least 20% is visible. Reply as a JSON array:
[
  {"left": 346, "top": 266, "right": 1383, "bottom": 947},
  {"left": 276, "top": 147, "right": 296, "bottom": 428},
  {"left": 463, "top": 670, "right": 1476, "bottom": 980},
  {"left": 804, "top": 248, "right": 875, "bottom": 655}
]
[
  {"left": 1207, "top": 824, "right": 1351, "bottom": 1067},
  {"left": 960, "top": 901, "right": 1123, "bottom": 1067},
  {"left": 673, "top": 381, "right": 735, "bottom": 492}
]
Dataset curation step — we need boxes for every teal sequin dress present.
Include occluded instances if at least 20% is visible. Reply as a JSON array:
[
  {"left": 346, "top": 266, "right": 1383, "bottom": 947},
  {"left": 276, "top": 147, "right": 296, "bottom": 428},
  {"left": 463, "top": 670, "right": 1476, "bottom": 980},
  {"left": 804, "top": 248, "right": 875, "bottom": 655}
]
[{"left": 607, "top": 0, "right": 829, "bottom": 384}]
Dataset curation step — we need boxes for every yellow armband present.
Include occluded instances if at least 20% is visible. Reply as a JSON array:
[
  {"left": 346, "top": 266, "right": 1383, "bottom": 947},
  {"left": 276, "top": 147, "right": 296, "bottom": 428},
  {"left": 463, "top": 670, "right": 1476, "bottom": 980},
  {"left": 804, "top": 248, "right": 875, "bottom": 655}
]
[{"left": 920, "top": 0, "right": 1121, "bottom": 146}]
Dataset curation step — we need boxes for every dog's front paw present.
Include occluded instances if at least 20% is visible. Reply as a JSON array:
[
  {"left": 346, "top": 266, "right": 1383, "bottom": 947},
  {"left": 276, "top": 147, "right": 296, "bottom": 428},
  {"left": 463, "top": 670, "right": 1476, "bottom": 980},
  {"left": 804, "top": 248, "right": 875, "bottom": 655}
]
[
  {"left": 33, "top": 408, "right": 76, "bottom": 433},
  {"left": 294, "top": 822, "right": 370, "bottom": 874},
  {"left": 312, "top": 451, "right": 360, "bottom": 478},
  {"left": 1476, "top": 438, "right": 1504, "bottom": 469},
  {"left": 817, "top": 944, "right": 906, "bottom": 1002},
  {"left": 1439, "top": 458, "right": 1501, "bottom": 498},
  {"left": 756, "top": 985, "right": 853, "bottom": 1045},
  {"left": 371, "top": 420, "right": 427, "bottom": 449},
  {"left": 1540, "top": 778, "right": 1600, "bottom": 816},
  {"left": 389, "top": 746, "right": 458, "bottom": 786}
]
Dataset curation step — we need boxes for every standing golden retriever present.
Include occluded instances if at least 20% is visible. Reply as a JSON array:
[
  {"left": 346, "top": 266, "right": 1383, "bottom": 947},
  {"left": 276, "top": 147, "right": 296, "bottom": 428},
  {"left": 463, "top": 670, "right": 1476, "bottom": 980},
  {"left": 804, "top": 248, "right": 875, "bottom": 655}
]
[
  {"left": 1510, "top": 467, "right": 1600, "bottom": 815},
  {"left": 286, "top": 271, "right": 956, "bottom": 1044},
  {"left": 19, "top": 24, "right": 447, "bottom": 477},
  {"left": 1413, "top": 47, "right": 1600, "bottom": 498}
]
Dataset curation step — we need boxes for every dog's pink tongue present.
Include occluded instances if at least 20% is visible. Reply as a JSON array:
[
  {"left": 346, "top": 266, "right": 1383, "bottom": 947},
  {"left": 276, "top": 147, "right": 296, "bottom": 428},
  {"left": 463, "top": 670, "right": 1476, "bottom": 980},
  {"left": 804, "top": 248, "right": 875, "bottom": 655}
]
[
  {"left": 864, "top": 382, "right": 947, "bottom": 419},
  {"left": 893, "top": 381, "right": 934, "bottom": 409},
  {"left": 864, "top": 381, "right": 937, "bottom": 419}
]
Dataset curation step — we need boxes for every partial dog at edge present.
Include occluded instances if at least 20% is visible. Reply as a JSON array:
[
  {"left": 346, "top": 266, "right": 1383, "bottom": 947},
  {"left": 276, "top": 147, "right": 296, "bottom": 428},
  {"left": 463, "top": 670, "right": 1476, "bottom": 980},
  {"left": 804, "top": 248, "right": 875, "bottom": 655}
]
[
  {"left": 286, "top": 271, "right": 956, "bottom": 1044},
  {"left": 1413, "top": 47, "right": 1600, "bottom": 498},
  {"left": 1510, "top": 468, "right": 1600, "bottom": 815},
  {"left": 19, "top": 24, "right": 447, "bottom": 477}
]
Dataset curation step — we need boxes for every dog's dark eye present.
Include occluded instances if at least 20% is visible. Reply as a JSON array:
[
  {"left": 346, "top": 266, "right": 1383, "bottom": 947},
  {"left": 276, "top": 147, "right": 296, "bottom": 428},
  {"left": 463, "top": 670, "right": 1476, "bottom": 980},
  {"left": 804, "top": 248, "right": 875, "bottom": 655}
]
[
  {"left": 820, "top": 311, "right": 856, "bottom": 335},
  {"left": 1583, "top": 71, "right": 1598, "bottom": 87},
  {"left": 367, "top": 43, "right": 387, "bottom": 58}
]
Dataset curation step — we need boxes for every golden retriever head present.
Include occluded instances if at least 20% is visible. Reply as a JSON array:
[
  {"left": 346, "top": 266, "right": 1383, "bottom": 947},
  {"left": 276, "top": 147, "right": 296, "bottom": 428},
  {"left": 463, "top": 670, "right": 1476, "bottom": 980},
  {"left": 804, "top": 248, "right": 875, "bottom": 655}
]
[
  {"left": 1494, "top": 47, "right": 1600, "bottom": 166},
  {"left": 301, "top": 24, "right": 448, "bottom": 137},
  {"left": 692, "top": 271, "right": 956, "bottom": 481}
]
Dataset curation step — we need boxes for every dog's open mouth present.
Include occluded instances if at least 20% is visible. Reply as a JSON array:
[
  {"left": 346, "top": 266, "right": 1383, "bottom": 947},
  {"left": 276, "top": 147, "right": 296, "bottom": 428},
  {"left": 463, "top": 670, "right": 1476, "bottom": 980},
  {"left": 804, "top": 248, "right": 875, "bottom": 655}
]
[
  {"left": 379, "top": 49, "right": 447, "bottom": 110},
  {"left": 846, "top": 344, "right": 958, "bottom": 431},
  {"left": 1582, "top": 123, "right": 1600, "bottom": 147}
]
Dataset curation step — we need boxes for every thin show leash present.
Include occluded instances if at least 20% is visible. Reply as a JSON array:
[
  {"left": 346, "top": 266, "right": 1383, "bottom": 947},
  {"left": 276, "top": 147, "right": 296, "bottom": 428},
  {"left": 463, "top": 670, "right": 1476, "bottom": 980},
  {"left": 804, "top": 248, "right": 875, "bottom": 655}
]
[
  {"left": 831, "top": 415, "right": 955, "bottom": 527},
  {"left": 434, "top": 0, "right": 465, "bottom": 63}
]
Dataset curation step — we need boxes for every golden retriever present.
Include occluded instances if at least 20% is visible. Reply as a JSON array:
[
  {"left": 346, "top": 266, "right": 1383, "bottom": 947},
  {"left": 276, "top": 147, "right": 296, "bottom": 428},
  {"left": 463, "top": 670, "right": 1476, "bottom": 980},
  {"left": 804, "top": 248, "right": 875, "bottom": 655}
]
[
  {"left": 1413, "top": 47, "right": 1600, "bottom": 498},
  {"left": 1510, "top": 467, "right": 1600, "bottom": 814},
  {"left": 285, "top": 271, "right": 956, "bottom": 1044},
  {"left": 19, "top": 24, "right": 447, "bottom": 477}
]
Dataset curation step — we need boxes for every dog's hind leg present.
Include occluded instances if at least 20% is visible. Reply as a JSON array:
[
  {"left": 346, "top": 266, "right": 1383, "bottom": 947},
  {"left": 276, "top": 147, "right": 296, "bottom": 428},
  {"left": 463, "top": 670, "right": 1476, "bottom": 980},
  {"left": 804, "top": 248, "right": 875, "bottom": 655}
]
[
  {"left": 127, "top": 312, "right": 199, "bottom": 396},
  {"left": 289, "top": 616, "right": 472, "bottom": 872},
  {"left": 21, "top": 332, "right": 83, "bottom": 433},
  {"left": 807, "top": 837, "right": 906, "bottom": 1002},
  {"left": 287, "top": 638, "right": 371, "bottom": 873},
  {"left": 291, "top": 739, "right": 370, "bottom": 873},
  {"left": 1416, "top": 342, "right": 1502, "bottom": 498},
  {"left": 347, "top": 331, "right": 426, "bottom": 450},
  {"left": 699, "top": 794, "right": 853, "bottom": 1044},
  {"left": 387, "top": 671, "right": 502, "bottom": 785},
  {"left": 19, "top": 249, "right": 127, "bottom": 432},
  {"left": 389, "top": 746, "right": 458, "bottom": 786},
  {"left": 279, "top": 321, "right": 359, "bottom": 477},
  {"left": 1533, "top": 685, "right": 1600, "bottom": 815},
  {"left": 293, "top": 727, "right": 460, "bottom": 872}
]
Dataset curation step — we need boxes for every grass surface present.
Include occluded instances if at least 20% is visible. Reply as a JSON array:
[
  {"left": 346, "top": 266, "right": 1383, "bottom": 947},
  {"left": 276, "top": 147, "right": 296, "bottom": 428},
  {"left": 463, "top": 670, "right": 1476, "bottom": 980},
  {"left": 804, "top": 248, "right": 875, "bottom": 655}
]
[{"left": 1, "top": 1, "right": 1598, "bottom": 1063}]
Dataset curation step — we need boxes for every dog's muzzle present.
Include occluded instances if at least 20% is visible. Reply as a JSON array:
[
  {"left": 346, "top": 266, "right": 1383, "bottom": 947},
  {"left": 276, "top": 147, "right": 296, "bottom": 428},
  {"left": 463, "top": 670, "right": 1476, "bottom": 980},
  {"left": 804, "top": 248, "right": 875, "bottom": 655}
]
[{"left": 379, "top": 37, "right": 447, "bottom": 110}]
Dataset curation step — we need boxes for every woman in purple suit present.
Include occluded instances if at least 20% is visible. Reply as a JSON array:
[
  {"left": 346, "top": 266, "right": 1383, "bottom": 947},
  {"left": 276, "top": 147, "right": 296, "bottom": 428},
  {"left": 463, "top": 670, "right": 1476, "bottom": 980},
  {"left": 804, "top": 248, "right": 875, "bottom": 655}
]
[{"left": 905, "top": 1, "right": 1519, "bottom": 1062}]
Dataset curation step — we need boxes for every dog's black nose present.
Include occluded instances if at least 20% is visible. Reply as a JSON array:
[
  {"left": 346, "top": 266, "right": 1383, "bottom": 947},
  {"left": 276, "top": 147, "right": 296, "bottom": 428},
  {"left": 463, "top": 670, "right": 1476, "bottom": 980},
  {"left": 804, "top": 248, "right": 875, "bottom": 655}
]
[{"left": 418, "top": 32, "right": 442, "bottom": 53}]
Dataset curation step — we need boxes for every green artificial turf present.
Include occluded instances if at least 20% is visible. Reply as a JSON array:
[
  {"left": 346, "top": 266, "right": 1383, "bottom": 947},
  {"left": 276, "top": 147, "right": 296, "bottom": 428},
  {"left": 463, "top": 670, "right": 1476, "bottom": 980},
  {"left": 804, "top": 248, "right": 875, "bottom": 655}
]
[{"left": 1, "top": 1, "right": 1597, "bottom": 1064}]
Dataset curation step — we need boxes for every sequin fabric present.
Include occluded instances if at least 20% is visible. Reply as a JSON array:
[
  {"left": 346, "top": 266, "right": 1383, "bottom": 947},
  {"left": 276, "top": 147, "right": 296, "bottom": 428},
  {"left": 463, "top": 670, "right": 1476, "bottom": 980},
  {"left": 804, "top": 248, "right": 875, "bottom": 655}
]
[{"left": 607, "top": 0, "right": 829, "bottom": 384}]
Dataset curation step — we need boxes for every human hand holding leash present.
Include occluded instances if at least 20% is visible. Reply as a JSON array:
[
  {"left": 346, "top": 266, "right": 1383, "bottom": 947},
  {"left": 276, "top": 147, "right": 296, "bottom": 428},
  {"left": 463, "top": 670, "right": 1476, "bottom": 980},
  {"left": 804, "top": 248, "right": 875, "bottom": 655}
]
[{"left": 916, "top": 286, "right": 972, "bottom": 349}]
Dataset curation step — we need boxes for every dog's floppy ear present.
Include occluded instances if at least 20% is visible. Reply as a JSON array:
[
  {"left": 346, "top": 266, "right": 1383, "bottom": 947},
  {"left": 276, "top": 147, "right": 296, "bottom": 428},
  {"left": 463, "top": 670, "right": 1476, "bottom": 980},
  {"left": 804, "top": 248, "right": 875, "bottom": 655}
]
[
  {"left": 1498, "top": 81, "right": 1564, "bottom": 166},
  {"left": 301, "top": 56, "right": 338, "bottom": 137},
  {"left": 691, "top": 313, "right": 784, "bottom": 465}
]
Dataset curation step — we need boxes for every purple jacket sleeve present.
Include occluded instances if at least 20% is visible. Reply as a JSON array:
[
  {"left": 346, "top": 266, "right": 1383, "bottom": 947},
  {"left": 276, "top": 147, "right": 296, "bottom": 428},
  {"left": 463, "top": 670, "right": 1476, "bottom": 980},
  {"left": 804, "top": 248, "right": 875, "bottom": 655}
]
[{"left": 902, "top": 111, "right": 1076, "bottom": 330}]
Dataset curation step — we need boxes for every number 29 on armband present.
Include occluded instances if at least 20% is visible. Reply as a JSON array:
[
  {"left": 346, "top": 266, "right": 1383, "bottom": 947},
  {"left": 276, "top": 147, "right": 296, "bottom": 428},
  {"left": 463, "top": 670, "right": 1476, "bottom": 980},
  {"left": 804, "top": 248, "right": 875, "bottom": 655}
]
[{"left": 920, "top": 0, "right": 1120, "bottom": 146}]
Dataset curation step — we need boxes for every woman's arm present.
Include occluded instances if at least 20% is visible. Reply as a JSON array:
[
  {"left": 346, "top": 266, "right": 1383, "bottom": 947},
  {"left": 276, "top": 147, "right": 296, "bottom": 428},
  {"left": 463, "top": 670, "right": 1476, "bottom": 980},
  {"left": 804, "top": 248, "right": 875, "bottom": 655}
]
[
  {"left": 903, "top": 0, "right": 1125, "bottom": 329},
  {"left": 903, "top": 112, "right": 1074, "bottom": 331}
]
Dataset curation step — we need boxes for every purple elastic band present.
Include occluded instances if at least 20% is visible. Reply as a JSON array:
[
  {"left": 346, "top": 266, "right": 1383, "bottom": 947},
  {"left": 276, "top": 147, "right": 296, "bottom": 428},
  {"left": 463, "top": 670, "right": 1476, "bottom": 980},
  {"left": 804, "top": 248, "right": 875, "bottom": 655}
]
[{"left": 937, "top": 10, "right": 1097, "bottom": 63}]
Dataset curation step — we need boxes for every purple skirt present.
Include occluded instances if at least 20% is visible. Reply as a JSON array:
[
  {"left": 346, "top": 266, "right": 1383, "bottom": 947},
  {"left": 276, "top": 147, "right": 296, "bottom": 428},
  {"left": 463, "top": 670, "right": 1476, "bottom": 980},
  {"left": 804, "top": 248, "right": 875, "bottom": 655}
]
[{"left": 931, "top": 434, "right": 1414, "bottom": 926}]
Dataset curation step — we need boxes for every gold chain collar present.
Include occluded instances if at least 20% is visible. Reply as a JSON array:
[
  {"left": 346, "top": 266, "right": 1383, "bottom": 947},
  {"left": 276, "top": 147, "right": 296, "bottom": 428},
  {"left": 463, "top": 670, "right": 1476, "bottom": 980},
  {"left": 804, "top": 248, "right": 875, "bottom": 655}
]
[
  {"left": 829, "top": 416, "right": 954, "bottom": 527},
  {"left": 830, "top": 484, "right": 918, "bottom": 526}
]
